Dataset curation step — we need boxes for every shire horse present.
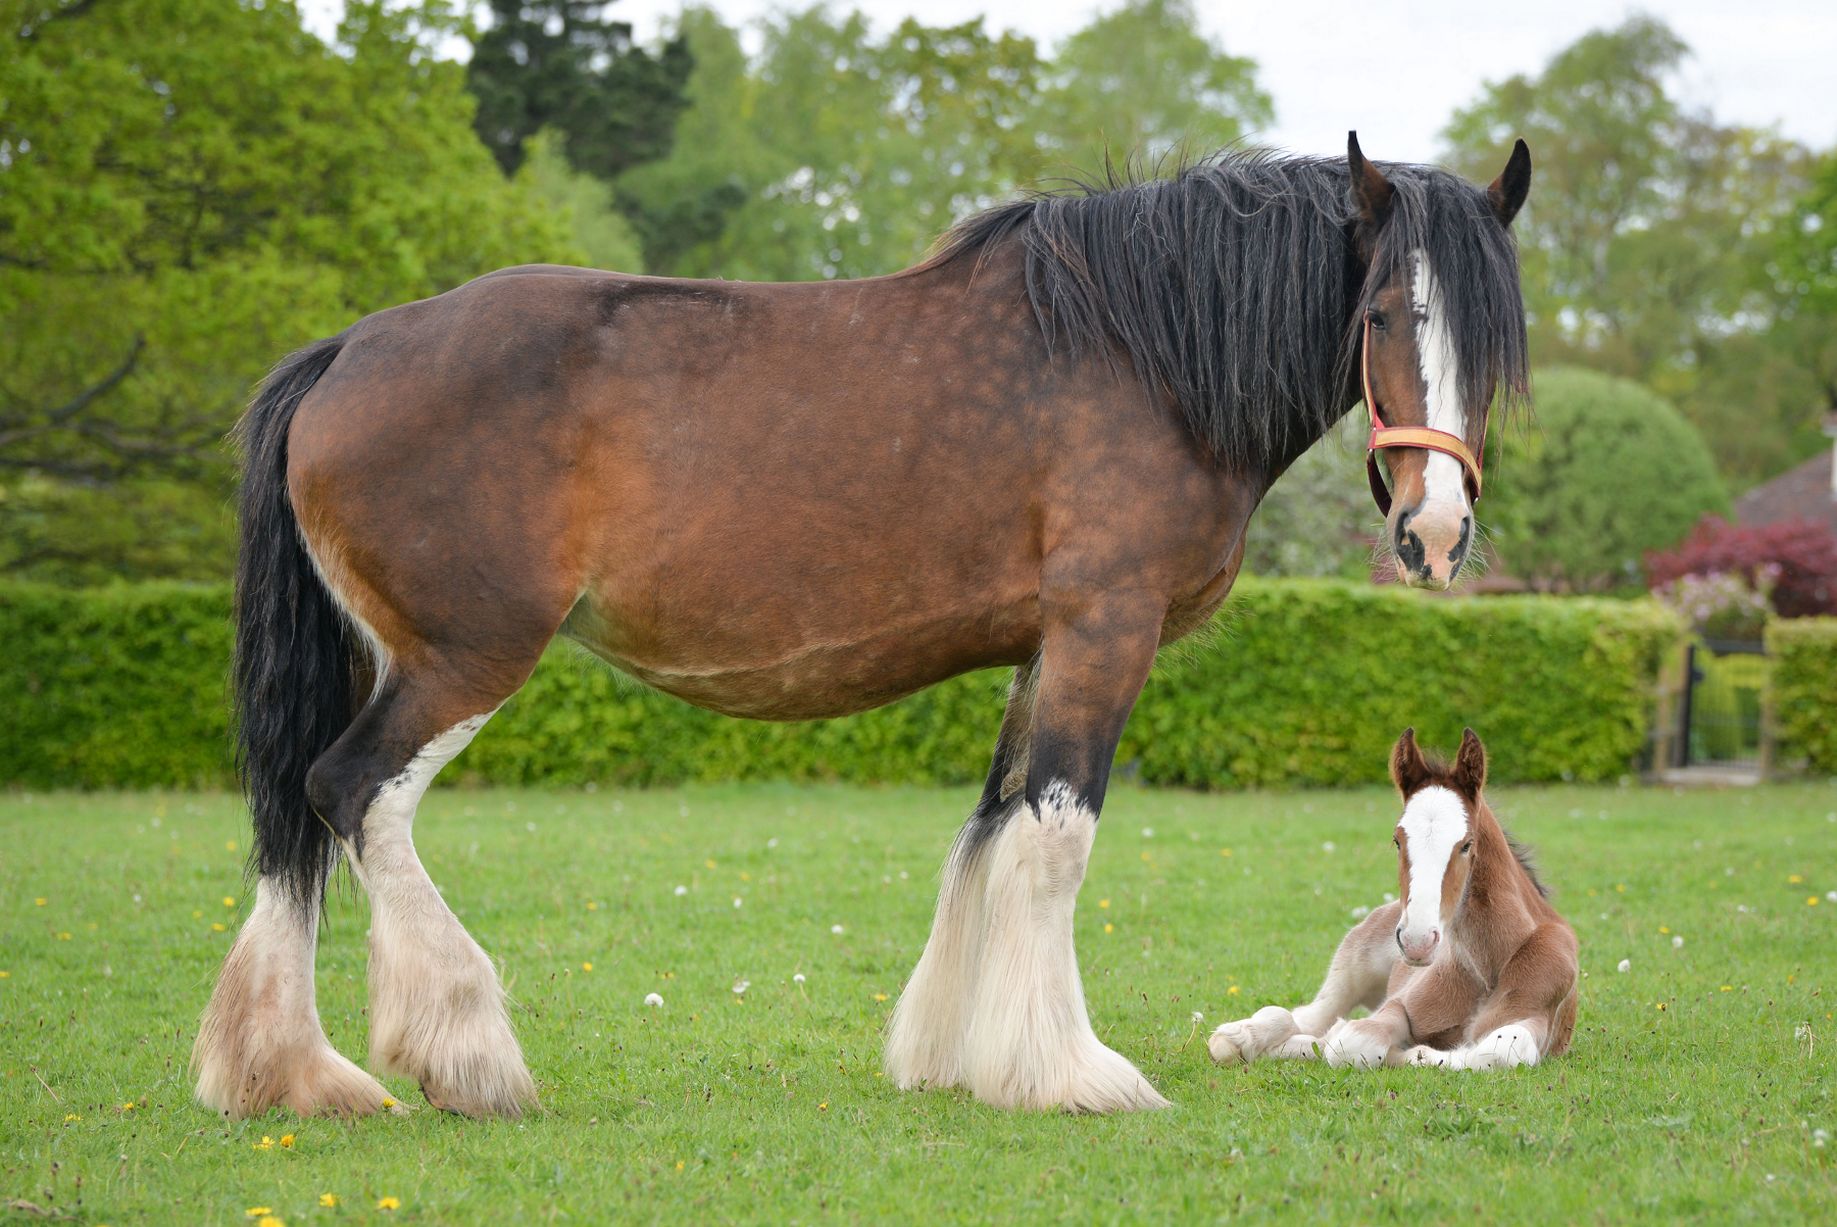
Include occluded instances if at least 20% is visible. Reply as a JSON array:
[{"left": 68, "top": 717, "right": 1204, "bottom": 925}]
[
  {"left": 195, "top": 134, "right": 1532, "bottom": 1119},
  {"left": 1208, "top": 729, "right": 1578, "bottom": 1070}
]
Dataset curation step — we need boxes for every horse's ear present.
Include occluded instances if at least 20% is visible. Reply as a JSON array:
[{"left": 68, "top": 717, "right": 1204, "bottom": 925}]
[
  {"left": 1488, "top": 139, "right": 1532, "bottom": 228},
  {"left": 1347, "top": 131, "right": 1394, "bottom": 233},
  {"left": 1454, "top": 727, "right": 1488, "bottom": 795},
  {"left": 1390, "top": 727, "right": 1431, "bottom": 798}
]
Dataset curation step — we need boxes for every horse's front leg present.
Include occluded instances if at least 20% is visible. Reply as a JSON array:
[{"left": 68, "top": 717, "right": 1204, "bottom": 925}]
[{"left": 958, "top": 593, "right": 1169, "bottom": 1112}]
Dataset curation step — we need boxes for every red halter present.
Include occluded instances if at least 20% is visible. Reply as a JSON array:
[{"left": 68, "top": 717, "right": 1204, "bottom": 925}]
[{"left": 1362, "top": 314, "right": 1485, "bottom": 516}]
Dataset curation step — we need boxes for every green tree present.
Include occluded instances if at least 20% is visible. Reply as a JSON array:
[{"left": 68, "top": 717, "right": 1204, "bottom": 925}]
[
  {"left": 1441, "top": 15, "right": 1816, "bottom": 486},
  {"left": 466, "top": 0, "right": 692, "bottom": 180},
  {"left": 1481, "top": 368, "right": 1729, "bottom": 592},
  {"left": 1245, "top": 419, "right": 1377, "bottom": 579},
  {"left": 1032, "top": 0, "right": 1272, "bottom": 177},
  {"left": 0, "top": 0, "right": 580, "bottom": 582}
]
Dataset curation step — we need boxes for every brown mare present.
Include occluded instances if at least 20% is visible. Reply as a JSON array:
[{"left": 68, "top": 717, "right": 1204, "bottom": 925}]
[
  {"left": 195, "top": 135, "right": 1532, "bottom": 1119},
  {"left": 1208, "top": 729, "right": 1579, "bottom": 1071}
]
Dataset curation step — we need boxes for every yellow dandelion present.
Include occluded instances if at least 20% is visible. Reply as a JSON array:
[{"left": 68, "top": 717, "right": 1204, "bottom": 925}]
[
  {"left": 1103, "top": 922, "right": 1115, "bottom": 934},
  {"left": 586, "top": 901, "right": 599, "bottom": 911},
  {"left": 258, "top": 1218, "right": 284, "bottom": 1227},
  {"left": 0, "top": 970, "right": 10, "bottom": 979},
  {"left": 1720, "top": 985, "right": 1733, "bottom": 992},
  {"left": 582, "top": 962, "right": 593, "bottom": 972},
  {"left": 222, "top": 896, "right": 236, "bottom": 908},
  {"left": 192, "top": 910, "right": 203, "bottom": 919},
  {"left": 1658, "top": 926, "right": 1670, "bottom": 934},
  {"left": 818, "top": 1101, "right": 829, "bottom": 1111},
  {"left": 381, "top": 1096, "right": 396, "bottom": 1108},
  {"left": 63, "top": 1113, "right": 79, "bottom": 1122},
  {"left": 212, "top": 923, "right": 227, "bottom": 933},
  {"left": 1656, "top": 1003, "right": 1667, "bottom": 1011},
  {"left": 1809, "top": 896, "right": 1821, "bottom": 907},
  {"left": 1789, "top": 874, "right": 1805, "bottom": 884},
  {"left": 56, "top": 931, "right": 72, "bottom": 941},
  {"left": 873, "top": 992, "right": 888, "bottom": 1002},
  {"left": 1098, "top": 898, "right": 1110, "bottom": 910},
  {"left": 319, "top": 1194, "right": 338, "bottom": 1208},
  {"left": 1615, "top": 884, "right": 1627, "bottom": 893},
  {"left": 120, "top": 1102, "right": 136, "bottom": 1112},
  {"left": 225, "top": 840, "right": 238, "bottom": 852},
  {"left": 279, "top": 1133, "right": 295, "bottom": 1148},
  {"left": 740, "top": 871, "right": 752, "bottom": 882},
  {"left": 252, "top": 1135, "right": 273, "bottom": 1150},
  {"left": 1219, "top": 848, "right": 1233, "bottom": 858},
  {"left": 704, "top": 858, "right": 716, "bottom": 869},
  {"left": 1227, "top": 985, "right": 1241, "bottom": 996},
  {"left": 35, "top": 897, "right": 47, "bottom": 907},
  {"left": 1139, "top": 851, "right": 1151, "bottom": 862},
  {"left": 245, "top": 1207, "right": 273, "bottom": 1218},
  {"left": 376, "top": 1196, "right": 401, "bottom": 1211}
]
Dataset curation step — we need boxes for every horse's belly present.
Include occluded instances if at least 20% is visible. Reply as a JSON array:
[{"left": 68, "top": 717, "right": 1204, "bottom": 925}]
[{"left": 563, "top": 590, "right": 1039, "bottom": 721}]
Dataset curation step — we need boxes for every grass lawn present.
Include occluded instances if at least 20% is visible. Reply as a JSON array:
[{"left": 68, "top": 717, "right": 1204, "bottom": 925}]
[{"left": 3, "top": 780, "right": 1835, "bottom": 1224}]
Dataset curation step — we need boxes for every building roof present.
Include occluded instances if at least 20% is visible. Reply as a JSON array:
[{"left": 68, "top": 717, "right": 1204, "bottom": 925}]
[{"left": 1735, "top": 445, "right": 1837, "bottom": 533}]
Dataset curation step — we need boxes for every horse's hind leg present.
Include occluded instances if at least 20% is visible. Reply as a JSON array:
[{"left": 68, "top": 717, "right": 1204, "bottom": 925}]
[
  {"left": 886, "top": 659, "right": 1037, "bottom": 1090},
  {"left": 305, "top": 661, "right": 543, "bottom": 1117},
  {"left": 193, "top": 882, "right": 394, "bottom": 1118},
  {"left": 961, "top": 595, "right": 1169, "bottom": 1112},
  {"left": 1209, "top": 901, "right": 1401, "bottom": 1064}
]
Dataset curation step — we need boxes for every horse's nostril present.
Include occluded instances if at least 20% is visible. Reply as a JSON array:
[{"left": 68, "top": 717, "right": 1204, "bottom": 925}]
[
  {"left": 1396, "top": 526, "right": 1426, "bottom": 574},
  {"left": 1450, "top": 516, "right": 1473, "bottom": 565}
]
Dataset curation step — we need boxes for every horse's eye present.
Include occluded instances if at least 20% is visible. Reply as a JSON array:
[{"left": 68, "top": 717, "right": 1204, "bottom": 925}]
[
  {"left": 1366, "top": 307, "right": 1387, "bottom": 331},
  {"left": 1461, "top": 842, "right": 1473, "bottom": 855}
]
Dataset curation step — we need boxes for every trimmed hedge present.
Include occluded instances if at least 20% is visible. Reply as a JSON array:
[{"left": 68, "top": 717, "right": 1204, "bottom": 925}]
[
  {"left": 1766, "top": 617, "right": 1837, "bottom": 773},
  {"left": 1, "top": 579, "right": 1682, "bottom": 791}
]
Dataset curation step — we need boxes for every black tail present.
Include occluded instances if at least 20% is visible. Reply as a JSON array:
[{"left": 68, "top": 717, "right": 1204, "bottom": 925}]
[{"left": 232, "top": 337, "right": 356, "bottom": 909}]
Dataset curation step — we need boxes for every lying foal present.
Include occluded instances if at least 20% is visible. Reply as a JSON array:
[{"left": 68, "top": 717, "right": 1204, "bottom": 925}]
[{"left": 1209, "top": 728, "right": 1577, "bottom": 1071}]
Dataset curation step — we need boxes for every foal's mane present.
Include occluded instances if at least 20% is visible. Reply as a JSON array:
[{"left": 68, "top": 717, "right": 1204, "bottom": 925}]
[{"left": 929, "top": 150, "right": 1530, "bottom": 473}]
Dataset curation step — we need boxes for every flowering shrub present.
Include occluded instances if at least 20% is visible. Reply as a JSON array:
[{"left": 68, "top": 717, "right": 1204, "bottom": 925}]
[
  {"left": 1646, "top": 516, "right": 1837, "bottom": 618},
  {"left": 1652, "top": 568, "right": 1776, "bottom": 641}
]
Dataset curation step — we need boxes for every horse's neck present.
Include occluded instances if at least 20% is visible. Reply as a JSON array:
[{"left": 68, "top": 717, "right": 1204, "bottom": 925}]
[{"left": 1448, "top": 815, "right": 1544, "bottom": 984}]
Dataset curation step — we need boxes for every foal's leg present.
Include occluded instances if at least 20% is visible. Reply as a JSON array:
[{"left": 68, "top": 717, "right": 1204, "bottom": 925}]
[
  {"left": 1209, "top": 901, "right": 1400, "bottom": 1064},
  {"left": 1407, "top": 923, "right": 1576, "bottom": 1071},
  {"left": 306, "top": 668, "right": 540, "bottom": 1117},
  {"left": 193, "top": 881, "right": 393, "bottom": 1118},
  {"left": 961, "top": 597, "right": 1168, "bottom": 1112},
  {"left": 886, "top": 659, "right": 1037, "bottom": 1091}
]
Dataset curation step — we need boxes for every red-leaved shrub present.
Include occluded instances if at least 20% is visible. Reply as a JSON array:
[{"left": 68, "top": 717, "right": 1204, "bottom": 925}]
[{"left": 1646, "top": 516, "right": 1837, "bottom": 618}]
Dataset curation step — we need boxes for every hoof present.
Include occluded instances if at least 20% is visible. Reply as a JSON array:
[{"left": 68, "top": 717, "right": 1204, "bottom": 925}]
[
  {"left": 195, "top": 1033, "right": 396, "bottom": 1120},
  {"left": 1207, "top": 1024, "right": 1249, "bottom": 1065},
  {"left": 968, "top": 1035, "right": 1170, "bottom": 1114}
]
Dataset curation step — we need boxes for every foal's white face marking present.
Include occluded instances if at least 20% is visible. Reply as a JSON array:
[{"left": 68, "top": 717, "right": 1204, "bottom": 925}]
[
  {"left": 1409, "top": 250, "right": 1472, "bottom": 521},
  {"left": 1397, "top": 784, "right": 1470, "bottom": 964}
]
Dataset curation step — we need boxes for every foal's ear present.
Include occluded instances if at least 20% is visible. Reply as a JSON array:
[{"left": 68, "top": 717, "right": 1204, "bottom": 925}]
[
  {"left": 1347, "top": 131, "right": 1395, "bottom": 233},
  {"left": 1390, "top": 727, "right": 1432, "bottom": 797},
  {"left": 1453, "top": 727, "right": 1488, "bottom": 795},
  {"left": 1488, "top": 139, "right": 1532, "bottom": 228}
]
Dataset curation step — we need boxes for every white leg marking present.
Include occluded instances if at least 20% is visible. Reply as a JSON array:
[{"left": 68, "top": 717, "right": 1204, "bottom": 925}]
[
  {"left": 1209, "top": 1005, "right": 1298, "bottom": 1065},
  {"left": 1321, "top": 1017, "right": 1397, "bottom": 1070},
  {"left": 885, "top": 822, "right": 995, "bottom": 1089},
  {"left": 350, "top": 712, "right": 536, "bottom": 1117},
  {"left": 1450, "top": 1022, "right": 1541, "bottom": 1072},
  {"left": 961, "top": 782, "right": 1167, "bottom": 1112},
  {"left": 193, "top": 879, "right": 395, "bottom": 1118}
]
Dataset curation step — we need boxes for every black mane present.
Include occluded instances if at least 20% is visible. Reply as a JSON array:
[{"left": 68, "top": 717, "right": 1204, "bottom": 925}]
[
  {"left": 932, "top": 151, "right": 1530, "bottom": 472},
  {"left": 1504, "top": 830, "right": 1552, "bottom": 899}
]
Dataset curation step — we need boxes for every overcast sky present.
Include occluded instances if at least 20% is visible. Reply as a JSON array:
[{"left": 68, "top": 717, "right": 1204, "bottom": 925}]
[{"left": 301, "top": 0, "right": 1836, "bottom": 162}]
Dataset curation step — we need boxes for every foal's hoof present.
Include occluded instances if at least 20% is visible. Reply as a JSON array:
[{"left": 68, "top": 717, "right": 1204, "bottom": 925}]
[{"left": 1207, "top": 1023, "right": 1251, "bottom": 1065}]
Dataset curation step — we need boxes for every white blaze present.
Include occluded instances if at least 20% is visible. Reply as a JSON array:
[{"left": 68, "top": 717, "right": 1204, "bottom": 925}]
[
  {"left": 1398, "top": 785, "right": 1468, "bottom": 949},
  {"left": 1410, "top": 250, "right": 1471, "bottom": 517}
]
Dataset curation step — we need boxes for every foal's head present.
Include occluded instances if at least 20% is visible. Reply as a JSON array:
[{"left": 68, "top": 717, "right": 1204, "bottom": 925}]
[
  {"left": 1348, "top": 134, "right": 1532, "bottom": 590},
  {"left": 1388, "top": 727, "right": 1491, "bottom": 966}
]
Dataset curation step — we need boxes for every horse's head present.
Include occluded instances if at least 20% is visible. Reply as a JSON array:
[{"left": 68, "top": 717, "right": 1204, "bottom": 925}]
[
  {"left": 1347, "top": 134, "right": 1532, "bottom": 590},
  {"left": 1387, "top": 727, "right": 1489, "bottom": 966}
]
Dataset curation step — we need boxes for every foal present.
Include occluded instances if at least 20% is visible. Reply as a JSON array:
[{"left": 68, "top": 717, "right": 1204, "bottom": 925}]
[{"left": 1208, "top": 729, "right": 1576, "bottom": 1071}]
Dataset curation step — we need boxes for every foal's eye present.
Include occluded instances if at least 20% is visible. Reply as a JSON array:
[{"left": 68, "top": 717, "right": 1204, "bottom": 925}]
[{"left": 1365, "top": 307, "right": 1387, "bottom": 331}]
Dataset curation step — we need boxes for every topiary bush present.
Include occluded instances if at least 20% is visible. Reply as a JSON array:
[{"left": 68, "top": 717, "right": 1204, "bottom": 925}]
[
  {"left": 1482, "top": 367, "right": 1728, "bottom": 592},
  {"left": 0, "top": 579, "right": 1682, "bottom": 791},
  {"left": 1766, "top": 617, "right": 1837, "bottom": 772}
]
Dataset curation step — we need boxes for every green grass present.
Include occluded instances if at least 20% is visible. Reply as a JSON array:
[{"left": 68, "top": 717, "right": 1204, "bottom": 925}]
[{"left": 3, "top": 781, "right": 1835, "bottom": 1224}]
